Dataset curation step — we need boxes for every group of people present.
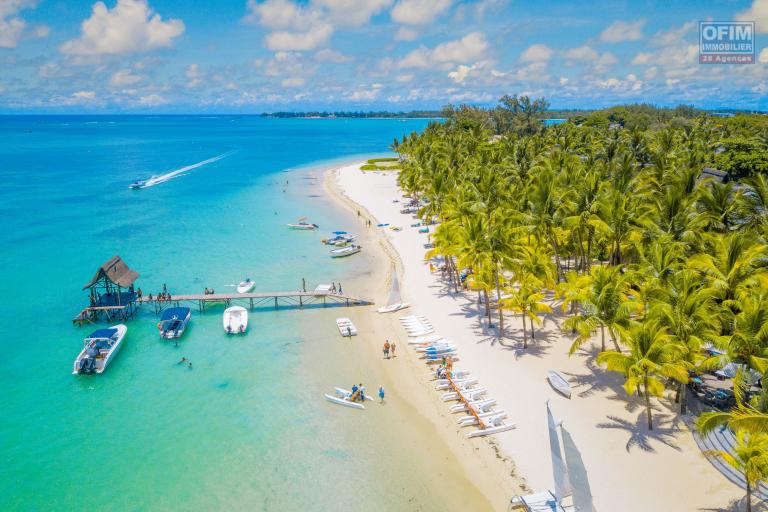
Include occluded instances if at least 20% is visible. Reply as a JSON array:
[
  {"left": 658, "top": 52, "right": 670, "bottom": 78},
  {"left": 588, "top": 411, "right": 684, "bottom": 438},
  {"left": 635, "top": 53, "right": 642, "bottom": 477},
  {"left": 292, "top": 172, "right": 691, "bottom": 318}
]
[
  {"left": 435, "top": 365, "right": 453, "bottom": 379},
  {"left": 203, "top": 287, "right": 216, "bottom": 295},
  {"left": 147, "top": 284, "right": 172, "bottom": 302},
  {"left": 330, "top": 282, "right": 343, "bottom": 294},
  {"left": 349, "top": 383, "right": 386, "bottom": 403},
  {"left": 178, "top": 357, "right": 192, "bottom": 369},
  {"left": 382, "top": 339, "right": 396, "bottom": 359}
]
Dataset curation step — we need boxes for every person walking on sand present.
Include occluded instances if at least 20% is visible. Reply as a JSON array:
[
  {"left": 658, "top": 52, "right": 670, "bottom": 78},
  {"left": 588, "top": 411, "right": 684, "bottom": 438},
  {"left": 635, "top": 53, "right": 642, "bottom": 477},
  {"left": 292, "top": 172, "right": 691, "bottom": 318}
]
[
  {"left": 390, "top": 341, "right": 396, "bottom": 358},
  {"left": 378, "top": 386, "right": 385, "bottom": 403},
  {"left": 383, "top": 340, "right": 390, "bottom": 359}
]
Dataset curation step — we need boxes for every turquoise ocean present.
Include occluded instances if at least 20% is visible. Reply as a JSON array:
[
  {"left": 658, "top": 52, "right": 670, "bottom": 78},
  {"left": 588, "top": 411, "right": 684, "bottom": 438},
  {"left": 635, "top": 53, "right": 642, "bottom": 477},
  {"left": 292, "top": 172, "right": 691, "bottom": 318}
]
[{"left": 0, "top": 116, "right": 477, "bottom": 511}]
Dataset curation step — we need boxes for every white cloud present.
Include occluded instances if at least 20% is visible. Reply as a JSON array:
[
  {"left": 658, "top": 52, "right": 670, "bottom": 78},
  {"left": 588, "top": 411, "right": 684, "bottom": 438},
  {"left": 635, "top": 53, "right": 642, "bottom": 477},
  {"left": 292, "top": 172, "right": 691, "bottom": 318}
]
[
  {"left": 314, "top": 49, "right": 352, "bottom": 62},
  {"left": 35, "top": 24, "right": 49, "bottom": 38},
  {"left": 600, "top": 19, "right": 645, "bottom": 43},
  {"left": 391, "top": 0, "right": 452, "bottom": 25},
  {"left": 314, "top": 0, "right": 392, "bottom": 26},
  {"left": 137, "top": 93, "right": 168, "bottom": 106},
  {"left": 265, "top": 23, "right": 333, "bottom": 51},
  {"left": 0, "top": 0, "right": 38, "bottom": 48},
  {"left": 394, "top": 27, "right": 418, "bottom": 41},
  {"left": 737, "top": 0, "right": 768, "bottom": 34},
  {"left": 632, "top": 52, "right": 652, "bottom": 65},
  {"left": 644, "top": 66, "right": 658, "bottom": 79},
  {"left": 395, "top": 73, "right": 414, "bottom": 82},
  {"left": 594, "top": 52, "right": 618, "bottom": 72},
  {"left": 399, "top": 32, "right": 487, "bottom": 69},
  {"left": 244, "top": 0, "right": 315, "bottom": 29},
  {"left": 520, "top": 43, "right": 554, "bottom": 62},
  {"left": 73, "top": 90, "right": 96, "bottom": 99},
  {"left": 760, "top": 48, "right": 768, "bottom": 63},
  {"left": 281, "top": 77, "right": 306, "bottom": 87},
  {"left": 60, "top": 0, "right": 185, "bottom": 56},
  {"left": 185, "top": 63, "right": 203, "bottom": 88},
  {"left": 650, "top": 21, "right": 695, "bottom": 46},
  {"left": 109, "top": 68, "right": 143, "bottom": 86},
  {"left": 346, "top": 83, "right": 383, "bottom": 101},
  {"left": 448, "top": 64, "right": 473, "bottom": 84},
  {"left": 753, "top": 81, "right": 768, "bottom": 94},
  {"left": 564, "top": 45, "right": 598, "bottom": 61}
]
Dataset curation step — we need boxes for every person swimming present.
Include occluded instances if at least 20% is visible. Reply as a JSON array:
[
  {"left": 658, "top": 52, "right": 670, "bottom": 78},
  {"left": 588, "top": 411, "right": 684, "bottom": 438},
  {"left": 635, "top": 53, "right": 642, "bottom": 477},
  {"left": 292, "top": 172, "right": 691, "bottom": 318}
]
[{"left": 179, "top": 357, "right": 188, "bottom": 365}]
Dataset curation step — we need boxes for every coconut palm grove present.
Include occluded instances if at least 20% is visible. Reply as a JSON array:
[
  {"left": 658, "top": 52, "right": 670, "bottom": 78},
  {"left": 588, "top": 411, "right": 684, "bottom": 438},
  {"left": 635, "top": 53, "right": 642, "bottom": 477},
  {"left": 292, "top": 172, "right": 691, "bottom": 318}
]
[{"left": 394, "top": 97, "right": 768, "bottom": 507}]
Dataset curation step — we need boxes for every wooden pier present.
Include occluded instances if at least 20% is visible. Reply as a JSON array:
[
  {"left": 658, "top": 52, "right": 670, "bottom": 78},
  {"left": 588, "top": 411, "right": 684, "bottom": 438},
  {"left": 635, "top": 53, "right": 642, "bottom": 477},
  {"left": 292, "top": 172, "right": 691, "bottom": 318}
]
[{"left": 136, "top": 290, "right": 373, "bottom": 314}]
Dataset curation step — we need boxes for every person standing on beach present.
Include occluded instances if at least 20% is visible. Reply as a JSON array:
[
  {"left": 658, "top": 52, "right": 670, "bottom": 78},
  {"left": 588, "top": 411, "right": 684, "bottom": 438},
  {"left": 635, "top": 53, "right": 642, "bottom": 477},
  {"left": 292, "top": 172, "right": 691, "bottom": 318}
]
[
  {"left": 383, "top": 340, "right": 390, "bottom": 359},
  {"left": 378, "top": 386, "right": 385, "bottom": 403},
  {"left": 338, "top": 283, "right": 342, "bottom": 294},
  {"left": 390, "top": 341, "right": 396, "bottom": 358}
]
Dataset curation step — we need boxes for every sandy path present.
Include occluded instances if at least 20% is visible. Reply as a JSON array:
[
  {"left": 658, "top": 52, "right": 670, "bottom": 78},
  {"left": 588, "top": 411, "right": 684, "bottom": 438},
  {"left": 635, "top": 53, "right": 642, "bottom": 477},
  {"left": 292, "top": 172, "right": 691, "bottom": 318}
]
[{"left": 333, "top": 163, "right": 744, "bottom": 512}]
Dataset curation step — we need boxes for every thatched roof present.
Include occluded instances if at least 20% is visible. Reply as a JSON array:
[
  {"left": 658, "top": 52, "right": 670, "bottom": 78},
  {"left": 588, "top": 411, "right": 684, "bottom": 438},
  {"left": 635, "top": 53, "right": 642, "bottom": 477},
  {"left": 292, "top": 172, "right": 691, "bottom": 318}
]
[{"left": 82, "top": 255, "right": 139, "bottom": 290}]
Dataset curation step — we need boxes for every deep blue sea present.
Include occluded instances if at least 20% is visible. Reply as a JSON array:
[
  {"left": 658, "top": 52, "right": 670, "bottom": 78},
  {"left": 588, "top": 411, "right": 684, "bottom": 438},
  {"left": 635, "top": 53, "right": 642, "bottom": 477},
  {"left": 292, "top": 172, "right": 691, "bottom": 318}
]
[{"left": 0, "top": 116, "right": 483, "bottom": 511}]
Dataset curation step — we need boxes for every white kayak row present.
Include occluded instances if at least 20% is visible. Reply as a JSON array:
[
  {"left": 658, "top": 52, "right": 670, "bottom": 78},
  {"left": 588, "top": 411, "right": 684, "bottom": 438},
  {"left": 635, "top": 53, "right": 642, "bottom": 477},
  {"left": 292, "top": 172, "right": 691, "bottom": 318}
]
[{"left": 336, "top": 317, "right": 358, "bottom": 337}]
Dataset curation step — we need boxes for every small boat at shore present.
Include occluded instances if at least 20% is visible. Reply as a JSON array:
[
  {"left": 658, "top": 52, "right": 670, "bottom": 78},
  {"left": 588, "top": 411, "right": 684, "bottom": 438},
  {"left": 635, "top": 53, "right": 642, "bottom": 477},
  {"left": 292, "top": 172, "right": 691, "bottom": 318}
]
[
  {"left": 158, "top": 307, "right": 191, "bottom": 339},
  {"left": 547, "top": 370, "right": 572, "bottom": 398},
  {"left": 330, "top": 245, "right": 361, "bottom": 258},
  {"left": 237, "top": 278, "right": 255, "bottom": 293},
  {"left": 324, "top": 234, "right": 356, "bottom": 246},
  {"left": 324, "top": 393, "right": 365, "bottom": 409},
  {"left": 336, "top": 317, "right": 358, "bottom": 337},
  {"left": 377, "top": 302, "right": 410, "bottom": 313},
  {"left": 335, "top": 387, "right": 374, "bottom": 402},
  {"left": 288, "top": 218, "right": 319, "bottom": 230},
  {"left": 223, "top": 306, "right": 248, "bottom": 334},
  {"left": 73, "top": 324, "right": 127, "bottom": 375},
  {"left": 468, "top": 420, "right": 516, "bottom": 438}
]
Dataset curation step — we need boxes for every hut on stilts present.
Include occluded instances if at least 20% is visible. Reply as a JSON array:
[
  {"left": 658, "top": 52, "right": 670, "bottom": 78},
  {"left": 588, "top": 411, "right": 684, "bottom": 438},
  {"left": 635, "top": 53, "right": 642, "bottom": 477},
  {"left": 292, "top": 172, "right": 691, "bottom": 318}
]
[{"left": 73, "top": 256, "right": 139, "bottom": 326}]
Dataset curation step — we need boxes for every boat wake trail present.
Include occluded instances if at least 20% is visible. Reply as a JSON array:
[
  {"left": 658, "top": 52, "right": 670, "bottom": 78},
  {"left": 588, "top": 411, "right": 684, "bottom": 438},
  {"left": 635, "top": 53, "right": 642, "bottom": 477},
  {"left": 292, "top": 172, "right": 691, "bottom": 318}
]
[{"left": 140, "top": 150, "right": 236, "bottom": 188}]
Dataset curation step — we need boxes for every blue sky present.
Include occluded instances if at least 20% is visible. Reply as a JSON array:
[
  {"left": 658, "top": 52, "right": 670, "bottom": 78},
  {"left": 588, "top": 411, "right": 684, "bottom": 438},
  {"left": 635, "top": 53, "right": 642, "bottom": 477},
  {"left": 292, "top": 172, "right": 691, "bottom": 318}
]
[{"left": 0, "top": 0, "right": 766, "bottom": 112}]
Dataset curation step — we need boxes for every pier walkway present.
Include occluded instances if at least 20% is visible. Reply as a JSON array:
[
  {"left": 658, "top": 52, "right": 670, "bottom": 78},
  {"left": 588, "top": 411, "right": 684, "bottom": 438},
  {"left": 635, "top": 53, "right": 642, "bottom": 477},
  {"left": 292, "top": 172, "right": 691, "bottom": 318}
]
[{"left": 136, "top": 290, "right": 373, "bottom": 314}]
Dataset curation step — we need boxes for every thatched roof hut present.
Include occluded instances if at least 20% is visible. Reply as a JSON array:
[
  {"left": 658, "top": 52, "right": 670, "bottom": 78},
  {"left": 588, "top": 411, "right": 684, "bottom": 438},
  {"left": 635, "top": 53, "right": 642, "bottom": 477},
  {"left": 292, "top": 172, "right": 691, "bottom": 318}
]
[{"left": 82, "top": 256, "right": 139, "bottom": 290}]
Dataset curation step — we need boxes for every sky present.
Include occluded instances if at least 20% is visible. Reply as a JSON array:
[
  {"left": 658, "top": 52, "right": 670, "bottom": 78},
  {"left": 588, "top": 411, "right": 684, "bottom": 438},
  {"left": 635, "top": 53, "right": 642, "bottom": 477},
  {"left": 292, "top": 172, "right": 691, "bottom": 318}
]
[{"left": 0, "top": 0, "right": 767, "bottom": 113}]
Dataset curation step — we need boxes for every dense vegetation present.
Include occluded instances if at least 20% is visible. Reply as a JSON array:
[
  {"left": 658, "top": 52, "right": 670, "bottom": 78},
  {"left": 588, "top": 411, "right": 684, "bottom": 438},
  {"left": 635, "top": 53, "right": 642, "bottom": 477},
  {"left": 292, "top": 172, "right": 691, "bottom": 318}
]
[
  {"left": 395, "top": 96, "right": 768, "bottom": 509},
  {"left": 361, "top": 157, "right": 401, "bottom": 171},
  {"left": 260, "top": 110, "right": 441, "bottom": 118}
]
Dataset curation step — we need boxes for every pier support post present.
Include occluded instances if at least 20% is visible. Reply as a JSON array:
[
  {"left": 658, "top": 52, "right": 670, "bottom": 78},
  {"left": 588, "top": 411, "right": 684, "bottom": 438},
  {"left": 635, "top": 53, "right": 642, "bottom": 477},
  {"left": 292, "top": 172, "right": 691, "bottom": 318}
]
[
  {"left": 275, "top": 297, "right": 278, "bottom": 309},
  {"left": 299, "top": 295, "right": 303, "bottom": 307},
  {"left": 250, "top": 298, "right": 254, "bottom": 311}
]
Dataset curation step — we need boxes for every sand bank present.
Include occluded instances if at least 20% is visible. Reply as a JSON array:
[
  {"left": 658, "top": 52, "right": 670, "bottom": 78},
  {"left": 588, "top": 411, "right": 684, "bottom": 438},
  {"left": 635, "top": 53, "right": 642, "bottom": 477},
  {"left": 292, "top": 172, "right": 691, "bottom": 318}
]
[{"left": 331, "top": 162, "right": 745, "bottom": 512}]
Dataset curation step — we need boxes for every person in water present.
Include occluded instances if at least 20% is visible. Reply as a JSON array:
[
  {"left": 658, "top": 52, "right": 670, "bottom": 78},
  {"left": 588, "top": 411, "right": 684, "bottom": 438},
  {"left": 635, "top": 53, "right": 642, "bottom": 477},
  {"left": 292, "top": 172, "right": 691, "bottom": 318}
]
[
  {"left": 179, "top": 357, "right": 188, "bottom": 365},
  {"left": 188, "top": 362, "right": 193, "bottom": 369},
  {"left": 378, "top": 386, "right": 385, "bottom": 403}
]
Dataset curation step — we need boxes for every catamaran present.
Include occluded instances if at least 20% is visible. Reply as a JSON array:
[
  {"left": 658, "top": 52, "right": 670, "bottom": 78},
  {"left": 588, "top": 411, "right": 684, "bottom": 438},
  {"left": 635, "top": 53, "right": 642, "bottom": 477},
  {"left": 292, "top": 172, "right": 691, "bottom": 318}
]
[
  {"left": 330, "top": 245, "right": 361, "bottom": 258},
  {"left": 72, "top": 324, "right": 127, "bottom": 375},
  {"left": 158, "top": 307, "right": 191, "bottom": 339},
  {"left": 237, "top": 278, "right": 255, "bottom": 293},
  {"left": 223, "top": 306, "right": 248, "bottom": 334},
  {"left": 288, "top": 217, "right": 319, "bottom": 230}
]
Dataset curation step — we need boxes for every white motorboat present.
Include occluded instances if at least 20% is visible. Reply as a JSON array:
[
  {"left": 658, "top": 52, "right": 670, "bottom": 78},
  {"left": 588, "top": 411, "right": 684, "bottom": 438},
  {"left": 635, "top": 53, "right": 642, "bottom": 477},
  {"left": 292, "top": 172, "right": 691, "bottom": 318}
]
[
  {"left": 223, "top": 306, "right": 248, "bottom": 334},
  {"left": 158, "top": 307, "right": 191, "bottom": 339},
  {"left": 330, "top": 245, "right": 361, "bottom": 258},
  {"left": 377, "top": 302, "right": 410, "bottom": 313},
  {"left": 336, "top": 317, "right": 358, "bottom": 337},
  {"left": 73, "top": 324, "right": 127, "bottom": 375},
  {"left": 237, "top": 278, "right": 255, "bottom": 293},
  {"left": 288, "top": 222, "right": 319, "bottom": 230},
  {"left": 324, "top": 234, "right": 356, "bottom": 246},
  {"left": 547, "top": 370, "right": 572, "bottom": 399},
  {"left": 324, "top": 393, "right": 365, "bottom": 409}
]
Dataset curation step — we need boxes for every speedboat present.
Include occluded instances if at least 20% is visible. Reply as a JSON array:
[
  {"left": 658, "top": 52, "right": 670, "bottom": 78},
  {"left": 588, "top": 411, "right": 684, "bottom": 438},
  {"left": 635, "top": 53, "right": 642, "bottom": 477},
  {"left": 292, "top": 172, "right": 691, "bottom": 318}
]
[
  {"left": 158, "top": 307, "right": 191, "bottom": 339},
  {"left": 223, "top": 306, "right": 248, "bottom": 334},
  {"left": 330, "top": 245, "right": 361, "bottom": 258},
  {"left": 287, "top": 222, "right": 319, "bottom": 230},
  {"left": 324, "top": 234, "right": 356, "bottom": 246},
  {"left": 73, "top": 324, "right": 127, "bottom": 375},
  {"left": 237, "top": 278, "right": 255, "bottom": 293},
  {"left": 128, "top": 179, "right": 146, "bottom": 189}
]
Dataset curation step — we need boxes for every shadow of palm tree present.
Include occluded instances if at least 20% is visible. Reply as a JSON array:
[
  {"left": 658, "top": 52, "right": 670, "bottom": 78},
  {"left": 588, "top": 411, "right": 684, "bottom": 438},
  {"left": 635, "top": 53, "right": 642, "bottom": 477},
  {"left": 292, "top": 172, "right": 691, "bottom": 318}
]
[{"left": 597, "top": 412, "right": 682, "bottom": 453}]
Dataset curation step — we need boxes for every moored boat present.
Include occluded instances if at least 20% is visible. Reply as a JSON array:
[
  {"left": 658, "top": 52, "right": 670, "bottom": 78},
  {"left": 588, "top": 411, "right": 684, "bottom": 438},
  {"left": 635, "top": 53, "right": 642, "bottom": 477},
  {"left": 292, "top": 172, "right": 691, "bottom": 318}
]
[
  {"left": 237, "top": 278, "right": 255, "bottom": 293},
  {"left": 72, "top": 324, "right": 127, "bottom": 375},
  {"left": 288, "top": 220, "right": 319, "bottom": 230},
  {"left": 223, "top": 306, "right": 248, "bottom": 334},
  {"left": 324, "top": 393, "right": 365, "bottom": 409},
  {"left": 336, "top": 317, "right": 358, "bottom": 337},
  {"left": 330, "top": 245, "right": 361, "bottom": 258},
  {"left": 158, "top": 307, "right": 191, "bottom": 339}
]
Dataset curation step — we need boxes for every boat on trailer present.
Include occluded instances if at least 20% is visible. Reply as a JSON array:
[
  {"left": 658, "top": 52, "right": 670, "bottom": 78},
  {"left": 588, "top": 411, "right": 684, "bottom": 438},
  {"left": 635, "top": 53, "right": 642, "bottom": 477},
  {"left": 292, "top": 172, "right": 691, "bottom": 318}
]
[
  {"left": 223, "top": 306, "right": 248, "bottom": 334},
  {"left": 73, "top": 324, "right": 127, "bottom": 375},
  {"left": 158, "top": 307, "right": 191, "bottom": 339}
]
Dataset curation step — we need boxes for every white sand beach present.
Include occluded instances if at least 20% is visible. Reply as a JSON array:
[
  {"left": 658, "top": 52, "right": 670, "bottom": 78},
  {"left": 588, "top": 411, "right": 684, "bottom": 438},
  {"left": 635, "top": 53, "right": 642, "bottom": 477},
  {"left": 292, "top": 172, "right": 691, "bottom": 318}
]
[{"left": 331, "top": 162, "right": 746, "bottom": 512}]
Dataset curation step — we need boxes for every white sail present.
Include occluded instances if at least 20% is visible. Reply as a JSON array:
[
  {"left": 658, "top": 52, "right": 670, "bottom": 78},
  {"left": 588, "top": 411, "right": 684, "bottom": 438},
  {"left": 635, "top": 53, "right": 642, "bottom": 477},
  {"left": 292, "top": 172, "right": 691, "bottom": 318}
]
[
  {"left": 547, "top": 402, "right": 571, "bottom": 504},
  {"left": 560, "top": 425, "right": 596, "bottom": 512}
]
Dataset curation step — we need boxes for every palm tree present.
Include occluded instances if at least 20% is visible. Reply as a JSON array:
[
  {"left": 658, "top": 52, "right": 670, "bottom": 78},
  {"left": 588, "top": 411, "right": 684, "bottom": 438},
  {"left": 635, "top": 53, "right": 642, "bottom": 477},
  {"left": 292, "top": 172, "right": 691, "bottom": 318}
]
[
  {"left": 705, "top": 430, "right": 768, "bottom": 512},
  {"left": 563, "top": 265, "right": 633, "bottom": 354},
  {"left": 555, "top": 271, "right": 590, "bottom": 324},
  {"left": 502, "top": 275, "right": 553, "bottom": 348},
  {"left": 597, "top": 318, "right": 689, "bottom": 430}
]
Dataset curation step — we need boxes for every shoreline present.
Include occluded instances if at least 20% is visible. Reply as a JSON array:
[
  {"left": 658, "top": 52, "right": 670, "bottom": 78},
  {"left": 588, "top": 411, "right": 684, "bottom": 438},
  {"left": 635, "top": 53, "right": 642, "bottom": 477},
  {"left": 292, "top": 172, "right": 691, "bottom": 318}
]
[
  {"left": 324, "top": 163, "right": 524, "bottom": 510},
  {"left": 329, "top": 162, "right": 745, "bottom": 511}
]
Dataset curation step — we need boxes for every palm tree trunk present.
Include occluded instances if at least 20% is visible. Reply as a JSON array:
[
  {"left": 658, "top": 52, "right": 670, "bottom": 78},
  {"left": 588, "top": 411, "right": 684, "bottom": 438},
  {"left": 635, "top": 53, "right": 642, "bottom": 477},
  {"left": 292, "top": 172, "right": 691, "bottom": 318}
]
[
  {"left": 600, "top": 325, "right": 606, "bottom": 352},
  {"left": 747, "top": 480, "right": 752, "bottom": 512},
  {"left": 644, "top": 373, "right": 653, "bottom": 430},
  {"left": 483, "top": 289, "right": 491, "bottom": 325},
  {"left": 494, "top": 265, "right": 504, "bottom": 336},
  {"left": 679, "top": 384, "right": 688, "bottom": 414},
  {"left": 522, "top": 313, "right": 528, "bottom": 349}
]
